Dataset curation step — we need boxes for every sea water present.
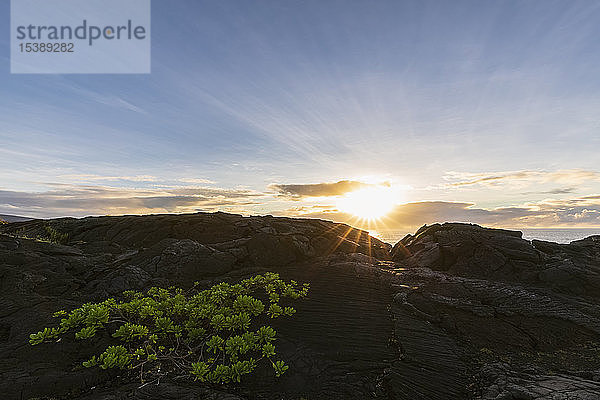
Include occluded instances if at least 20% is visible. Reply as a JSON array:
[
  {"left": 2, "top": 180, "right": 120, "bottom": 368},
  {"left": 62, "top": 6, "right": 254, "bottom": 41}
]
[
  {"left": 370, "top": 228, "right": 600, "bottom": 245},
  {"left": 519, "top": 229, "right": 600, "bottom": 244}
]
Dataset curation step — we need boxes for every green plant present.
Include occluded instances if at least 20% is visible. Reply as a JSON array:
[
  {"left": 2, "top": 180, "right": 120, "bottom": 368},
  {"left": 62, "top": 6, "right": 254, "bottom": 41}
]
[
  {"left": 44, "top": 225, "right": 70, "bottom": 244},
  {"left": 0, "top": 219, "right": 7, "bottom": 225},
  {"left": 30, "top": 273, "right": 309, "bottom": 385}
]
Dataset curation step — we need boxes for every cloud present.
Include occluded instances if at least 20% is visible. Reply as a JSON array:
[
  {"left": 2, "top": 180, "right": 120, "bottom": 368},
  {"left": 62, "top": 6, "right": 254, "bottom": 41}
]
[
  {"left": 542, "top": 187, "right": 578, "bottom": 195},
  {"left": 520, "top": 187, "right": 578, "bottom": 195},
  {"left": 445, "top": 169, "right": 600, "bottom": 187},
  {"left": 288, "top": 198, "right": 600, "bottom": 232},
  {"left": 0, "top": 185, "right": 264, "bottom": 218},
  {"left": 57, "top": 175, "right": 217, "bottom": 185},
  {"left": 177, "top": 178, "right": 217, "bottom": 185},
  {"left": 270, "top": 180, "right": 388, "bottom": 198},
  {"left": 58, "top": 174, "right": 160, "bottom": 183}
]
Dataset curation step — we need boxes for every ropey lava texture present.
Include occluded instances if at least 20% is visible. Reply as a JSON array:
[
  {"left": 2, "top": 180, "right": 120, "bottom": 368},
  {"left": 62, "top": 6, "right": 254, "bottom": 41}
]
[{"left": 1, "top": 214, "right": 599, "bottom": 399}]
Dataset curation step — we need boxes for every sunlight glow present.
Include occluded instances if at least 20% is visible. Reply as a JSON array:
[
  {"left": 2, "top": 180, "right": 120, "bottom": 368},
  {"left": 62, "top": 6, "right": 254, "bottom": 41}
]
[{"left": 336, "top": 185, "right": 401, "bottom": 221}]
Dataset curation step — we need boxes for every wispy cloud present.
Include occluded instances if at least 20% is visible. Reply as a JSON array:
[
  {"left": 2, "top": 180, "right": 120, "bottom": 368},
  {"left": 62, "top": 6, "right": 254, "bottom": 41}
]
[
  {"left": 444, "top": 169, "right": 600, "bottom": 187},
  {"left": 48, "top": 175, "right": 218, "bottom": 188},
  {"left": 66, "top": 84, "right": 149, "bottom": 115},
  {"left": 177, "top": 178, "right": 217, "bottom": 185},
  {"left": 58, "top": 174, "right": 160, "bottom": 183},
  {"left": 542, "top": 187, "right": 578, "bottom": 195},
  {"left": 519, "top": 186, "right": 578, "bottom": 196}
]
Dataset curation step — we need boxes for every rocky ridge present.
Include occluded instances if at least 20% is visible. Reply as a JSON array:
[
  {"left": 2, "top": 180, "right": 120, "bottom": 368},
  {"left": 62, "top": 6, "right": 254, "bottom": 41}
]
[{"left": 0, "top": 214, "right": 599, "bottom": 399}]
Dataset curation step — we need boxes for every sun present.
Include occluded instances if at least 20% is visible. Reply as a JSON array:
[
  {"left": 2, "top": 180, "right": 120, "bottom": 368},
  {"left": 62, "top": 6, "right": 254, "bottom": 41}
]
[{"left": 336, "top": 186, "right": 399, "bottom": 221}]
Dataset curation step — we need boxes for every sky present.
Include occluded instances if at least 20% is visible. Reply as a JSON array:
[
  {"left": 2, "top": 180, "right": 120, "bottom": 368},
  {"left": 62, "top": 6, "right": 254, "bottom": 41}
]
[{"left": 2, "top": 0, "right": 600, "bottom": 234}]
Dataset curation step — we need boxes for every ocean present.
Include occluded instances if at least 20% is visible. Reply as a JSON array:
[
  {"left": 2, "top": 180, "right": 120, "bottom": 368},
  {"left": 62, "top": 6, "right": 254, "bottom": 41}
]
[{"left": 370, "top": 228, "right": 600, "bottom": 245}]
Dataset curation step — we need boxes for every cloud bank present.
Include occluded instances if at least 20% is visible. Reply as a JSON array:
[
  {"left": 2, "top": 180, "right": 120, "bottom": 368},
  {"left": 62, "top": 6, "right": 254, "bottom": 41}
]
[
  {"left": 289, "top": 198, "right": 600, "bottom": 231},
  {"left": 0, "top": 184, "right": 263, "bottom": 218},
  {"left": 2, "top": 170, "right": 600, "bottom": 232}
]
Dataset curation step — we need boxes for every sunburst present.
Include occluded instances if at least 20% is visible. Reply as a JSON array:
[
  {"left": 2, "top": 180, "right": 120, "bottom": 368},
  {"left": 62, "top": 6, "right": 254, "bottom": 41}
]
[{"left": 336, "top": 186, "right": 400, "bottom": 221}]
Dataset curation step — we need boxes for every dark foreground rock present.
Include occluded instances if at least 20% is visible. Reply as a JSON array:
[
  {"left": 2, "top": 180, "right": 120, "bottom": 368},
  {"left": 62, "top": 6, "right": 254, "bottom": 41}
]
[
  {"left": 1, "top": 215, "right": 599, "bottom": 399},
  {"left": 390, "top": 223, "right": 600, "bottom": 399}
]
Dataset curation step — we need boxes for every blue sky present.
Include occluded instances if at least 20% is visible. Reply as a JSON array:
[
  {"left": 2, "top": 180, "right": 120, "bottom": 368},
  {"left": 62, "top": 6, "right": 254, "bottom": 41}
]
[{"left": 2, "top": 0, "right": 600, "bottom": 232}]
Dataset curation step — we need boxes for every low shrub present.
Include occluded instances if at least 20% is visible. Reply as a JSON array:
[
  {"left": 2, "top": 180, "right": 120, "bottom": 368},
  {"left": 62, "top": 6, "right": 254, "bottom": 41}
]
[
  {"left": 30, "top": 273, "right": 308, "bottom": 385},
  {"left": 44, "top": 225, "right": 70, "bottom": 244}
]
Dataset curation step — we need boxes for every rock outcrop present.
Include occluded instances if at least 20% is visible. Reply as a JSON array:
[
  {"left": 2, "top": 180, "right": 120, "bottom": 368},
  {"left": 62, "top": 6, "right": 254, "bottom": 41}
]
[
  {"left": 1, "top": 215, "right": 599, "bottom": 399},
  {"left": 390, "top": 223, "right": 600, "bottom": 399}
]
